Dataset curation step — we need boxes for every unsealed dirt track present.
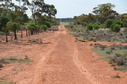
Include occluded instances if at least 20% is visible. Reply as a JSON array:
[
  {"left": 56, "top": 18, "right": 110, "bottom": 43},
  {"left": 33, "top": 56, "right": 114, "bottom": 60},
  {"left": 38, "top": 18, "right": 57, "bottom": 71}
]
[{"left": 1, "top": 25, "right": 127, "bottom": 84}]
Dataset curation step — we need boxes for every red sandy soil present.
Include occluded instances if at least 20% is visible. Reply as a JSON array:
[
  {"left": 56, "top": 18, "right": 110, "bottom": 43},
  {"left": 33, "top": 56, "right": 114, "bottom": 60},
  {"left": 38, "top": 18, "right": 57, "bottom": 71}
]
[{"left": 0, "top": 25, "right": 127, "bottom": 84}]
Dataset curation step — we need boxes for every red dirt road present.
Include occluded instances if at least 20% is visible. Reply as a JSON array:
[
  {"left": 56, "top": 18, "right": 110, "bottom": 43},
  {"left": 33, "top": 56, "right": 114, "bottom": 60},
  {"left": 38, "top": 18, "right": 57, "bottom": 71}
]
[{"left": 0, "top": 25, "right": 127, "bottom": 84}]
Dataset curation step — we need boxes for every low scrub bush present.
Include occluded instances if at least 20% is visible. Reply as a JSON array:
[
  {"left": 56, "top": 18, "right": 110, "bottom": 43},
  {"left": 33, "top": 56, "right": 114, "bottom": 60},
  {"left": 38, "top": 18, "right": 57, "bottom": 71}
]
[
  {"left": 111, "top": 24, "right": 121, "bottom": 32},
  {"left": 93, "top": 24, "right": 100, "bottom": 30},
  {"left": 104, "top": 19, "right": 114, "bottom": 28},
  {"left": 0, "top": 58, "right": 9, "bottom": 68},
  {"left": 86, "top": 23, "right": 93, "bottom": 31},
  {"left": 74, "top": 21, "right": 81, "bottom": 25},
  {"left": 113, "top": 19, "right": 123, "bottom": 27},
  {"left": 72, "top": 28, "right": 83, "bottom": 32},
  {"left": 65, "top": 25, "right": 73, "bottom": 29},
  {"left": 0, "top": 57, "right": 32, "bottom": 68}
]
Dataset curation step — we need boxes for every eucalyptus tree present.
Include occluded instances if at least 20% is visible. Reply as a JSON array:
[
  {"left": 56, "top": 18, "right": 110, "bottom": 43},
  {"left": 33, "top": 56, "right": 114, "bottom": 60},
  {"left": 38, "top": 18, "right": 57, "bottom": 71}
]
[
  {"left": 15, "top": 0, "right": 28, "bottom": 16},
  {"left": 7, "top": 11, "right": 21, "bottom": 40},
  {"left": 35, "top": 1, "right": 57, "bottom": 17},
  {"left": 24, "top": 0, "right": 57, "bottom": 24},
  {"left": 0, "top": 0, "right": 12, "bottom": 12},
  {"left": 47, "top": 5, "right": 57, "bottom": 17},
  {"left": 118, "top": 13, "right": 127, "bottom": 22},
  {"left": 93, "top": 3, "right": 119, "bottom": 23},
  {"left": 74, "top": 13, "right": 96, "bottom": 24},
  {"left": 23, "top": 0, "right": 40, "bottom": 24}
]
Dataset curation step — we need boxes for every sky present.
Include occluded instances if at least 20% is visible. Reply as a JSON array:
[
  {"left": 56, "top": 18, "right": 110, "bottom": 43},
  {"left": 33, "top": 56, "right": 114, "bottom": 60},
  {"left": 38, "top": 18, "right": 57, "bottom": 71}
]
[
  {"left": 13, "top": 0, "right": 127, "bottom": 18},
  {"left": 43, "top": 0, "right": 127, "bottom": 18}
]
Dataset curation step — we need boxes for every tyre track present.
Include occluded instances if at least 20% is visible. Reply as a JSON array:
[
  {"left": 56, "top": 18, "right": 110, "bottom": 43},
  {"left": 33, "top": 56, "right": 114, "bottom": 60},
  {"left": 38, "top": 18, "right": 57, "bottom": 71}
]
[
  {"left": 16, "top": 31, "right": 61, "bottom": 84},
  {"left": 73, "top": 40, "right": 101, "bottom": 84}
]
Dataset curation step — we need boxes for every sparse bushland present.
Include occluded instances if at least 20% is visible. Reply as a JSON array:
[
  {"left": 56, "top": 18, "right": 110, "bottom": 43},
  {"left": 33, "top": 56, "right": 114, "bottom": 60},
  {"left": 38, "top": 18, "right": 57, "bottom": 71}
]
[
  {"left": 92, "top": 43, "right": 127, "bottom": 71},
  {"left": 68, "top": 6, "right": 127, "bottom": 72},
  {"left": 73, "top": 3, "right": 127, "bottom": 34}
]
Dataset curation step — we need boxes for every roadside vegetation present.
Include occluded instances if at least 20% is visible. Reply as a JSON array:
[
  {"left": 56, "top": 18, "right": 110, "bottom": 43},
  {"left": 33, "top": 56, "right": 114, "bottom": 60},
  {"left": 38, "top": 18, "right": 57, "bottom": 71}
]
[
  {"left": 0, "top": 0, "right": 59, "bottom": 42},
  {"left": 65, "top": 3, "right": 127, "bottom": 71},
  {"left": 92, "top": 43, "right": 127, "bottom": 71}
]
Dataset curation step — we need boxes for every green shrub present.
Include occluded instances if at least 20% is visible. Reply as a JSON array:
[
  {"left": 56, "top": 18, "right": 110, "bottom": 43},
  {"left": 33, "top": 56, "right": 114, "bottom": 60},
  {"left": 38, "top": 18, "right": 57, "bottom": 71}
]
[
  {"left": 74, "top": 21, "right": 81, "bottom": 25},
  {"left": 114, "top": 19, "right": 123, "bottom": 27},
  {"left": 65, "top": 25, "right": 73, "bottom": 28},
  {"left": 72, "top": 28, "right": 83, "bottom": 32},
  {"left": 110, "top": 24, "right": 121, "bottom": 32},
  {"left": 40, "top": 25, "right": 48, "bottom": 31},
  {"left": 104, "top": 19, "right": 114, "bottom": 28},
  {"left": 99, "top": 24, "right": 103, "bottom": 28},
  {"left": 93, "top": 24, "right": 100, "bottom": 30},
  {"left": 64, "top": 25, "right": 69, "bottom": 28},
  {"left": 43, "top": 21, "right": 52, "bottom": 28},
  {"left": 70, "top": 25, "right": 73, "bottom": 28},
  {"left": 86, "top": 23, "right": 93, "bottom": 31},
  {"left": 110, "top": 23, "right": 115, "bottom": 29}
]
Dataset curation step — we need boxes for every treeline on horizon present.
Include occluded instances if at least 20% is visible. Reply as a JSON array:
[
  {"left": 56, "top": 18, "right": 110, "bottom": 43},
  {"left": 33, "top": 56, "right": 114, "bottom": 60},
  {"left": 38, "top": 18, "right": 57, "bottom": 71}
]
[
  {"left": 70, "top": 3, "right": 127, "bottom": 32},
  {"left": 0, "top": 0, "right": 59, "bottom": 42}
]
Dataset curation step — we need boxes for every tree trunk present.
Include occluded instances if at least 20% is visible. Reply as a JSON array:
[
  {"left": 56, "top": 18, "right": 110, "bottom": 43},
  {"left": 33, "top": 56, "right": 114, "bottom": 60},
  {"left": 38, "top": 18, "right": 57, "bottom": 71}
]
[
  {"left": 28, "top": 30, "right": 30, "bottom": 36},
  {"left": 5, "top": 31, "right": 8, "bottom": 42},
  {"left": 21, "top": 29, "right": 23, "bottom": 38},
  {"left": 14, "top": 30, "right": 17, "bottom": 40}
]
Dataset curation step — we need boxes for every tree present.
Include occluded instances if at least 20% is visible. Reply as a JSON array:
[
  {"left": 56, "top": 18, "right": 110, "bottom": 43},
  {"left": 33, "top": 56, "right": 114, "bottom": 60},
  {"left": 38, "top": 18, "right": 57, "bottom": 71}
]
[
  {"left": 118, "top": 13, "right": 127, "bottom": 22},
  {"left": 93, "top": 3, "right": 119, "bottom": 23},
  {"left": 74, "top": 13, "right": 96, "bottom": 24},
  {"left": 7, "top": 11, "right": 17, "bottom": 22},
  {"left": 7, "top": 21, "right": 19, "bottom": 40},
  {"left": 24, "top": 0, "right": 57, "bottom": 24},
  {"left": 0, "top": 12, "right": 10, "bottom": 31},
  {"left": 24, "top": 0, "right": 40, "bottom": 24},
  {"left": 23, "top": 14, "right": 29, "bottom": 23},
  {"left": 0, "top": 0, "right": 12, "bottom": 12},
  {"left": 27, "top": 23, "right": 36, "bottom": 35}
]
